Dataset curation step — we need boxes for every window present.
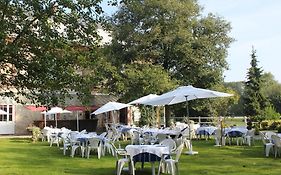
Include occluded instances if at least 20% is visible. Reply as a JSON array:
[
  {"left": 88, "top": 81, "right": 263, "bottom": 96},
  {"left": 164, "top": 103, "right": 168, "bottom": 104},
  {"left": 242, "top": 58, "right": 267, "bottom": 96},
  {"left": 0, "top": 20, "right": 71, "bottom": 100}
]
[{"left": 0, "top": 105, "right": 14, "bottom": 122}]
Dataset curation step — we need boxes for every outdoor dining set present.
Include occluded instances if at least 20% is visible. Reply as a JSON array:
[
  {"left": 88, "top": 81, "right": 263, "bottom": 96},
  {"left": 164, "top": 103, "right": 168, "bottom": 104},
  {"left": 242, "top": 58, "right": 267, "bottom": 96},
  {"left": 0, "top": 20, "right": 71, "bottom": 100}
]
[{"left": 39, "top": 120, "right": 260, "bottom": 175}]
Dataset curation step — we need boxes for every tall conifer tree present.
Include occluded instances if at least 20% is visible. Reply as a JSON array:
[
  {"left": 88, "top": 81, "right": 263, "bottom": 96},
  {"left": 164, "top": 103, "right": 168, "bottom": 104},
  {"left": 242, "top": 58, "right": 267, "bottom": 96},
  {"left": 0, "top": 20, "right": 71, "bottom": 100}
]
[{"left": 244, "top": 48, "right": 267, "bottom": 116}]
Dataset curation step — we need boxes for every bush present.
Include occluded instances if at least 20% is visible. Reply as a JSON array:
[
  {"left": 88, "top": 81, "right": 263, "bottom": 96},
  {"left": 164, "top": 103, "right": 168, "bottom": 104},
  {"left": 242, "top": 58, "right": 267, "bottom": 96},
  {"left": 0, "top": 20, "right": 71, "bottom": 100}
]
[
  {"left": 269, "top": 121, "right": 281, "bottom": 130},
  {"left": 259, "top": 120, "right": 281, "bottom": 130},
  {"left": 26, "top": 126, "right": 41, "bottom": 142},
  {"left": 263, "top": 106, "right": 280, "bottom": 120},
  {"left": 260, "top": 121, "right": 269, "bottom": 130}
]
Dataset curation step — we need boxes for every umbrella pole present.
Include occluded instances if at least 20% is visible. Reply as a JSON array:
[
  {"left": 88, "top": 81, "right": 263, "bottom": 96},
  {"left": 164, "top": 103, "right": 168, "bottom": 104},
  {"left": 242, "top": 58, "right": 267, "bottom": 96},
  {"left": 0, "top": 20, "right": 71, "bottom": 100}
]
[
  {"left": 44, "top": 113, "right": 46, "bottom": 128},
  {"left": 163, "top": 106, "right": 166, "bottom": 127},
  {"left": 185, "top": 96, "right": 198, "bottom": 155},
  {"left": 76, "top": 111, "right": 79, "bottom": 131},
  {"left": 55, "top": 114, "right": 57, "bottom": 128}
]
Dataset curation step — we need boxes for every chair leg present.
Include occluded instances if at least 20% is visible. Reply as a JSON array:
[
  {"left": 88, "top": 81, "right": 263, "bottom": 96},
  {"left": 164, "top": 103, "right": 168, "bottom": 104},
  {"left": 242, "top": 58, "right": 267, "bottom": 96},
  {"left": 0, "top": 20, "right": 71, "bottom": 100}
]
[
  {"left": 157, "top": 160, "right": 162, "bottom": 175},
  {"left": 63, "top": 146, "right": 67, "bottom": 155},
  {"left": 175, "top": 162, "right": 179, "bottom": 175},
  {"left": 87, "top": 147, "right": 91, "bottom": 159},
  {"left": 115, "top": 161, "right": 118, "bottom": 175},
  {"left": 81, "top": 146, "right": 85, "bottom": 158},
  {"left": 265, "top": 145, "right": 272, "bottom": 157},
  {"left": 71, "top": 146, "right": 77, "bottom": 157},
  {"left": 117, "top": 161, "right": 126, "bottom": 175},
  {"left": 98, "top": 147, "right": 101, "bottom": 159}
]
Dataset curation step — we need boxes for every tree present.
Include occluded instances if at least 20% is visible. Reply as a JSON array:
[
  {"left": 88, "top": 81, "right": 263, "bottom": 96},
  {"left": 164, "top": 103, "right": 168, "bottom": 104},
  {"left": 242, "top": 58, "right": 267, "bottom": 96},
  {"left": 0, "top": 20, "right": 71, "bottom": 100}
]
[
  {"left": 107, "top": 63, "right": 178, "bottom": 103},
  {"left": 108, "top": 0, "right": 233, "bottom": 88},
  {"left": 243, "top": 48, "right": 267, "bottom": 117},
  {"left": 261, "top": 72, "right": 281, "bottom": 113},
  {"left": 105, "top": 0, "right": 234, "bottom": 121},
  {"left": 224, "top": 81, "right": 245, "bottom": 116},
  {"left": 0, "top": 0, "right": 106, "bottom": 106}
]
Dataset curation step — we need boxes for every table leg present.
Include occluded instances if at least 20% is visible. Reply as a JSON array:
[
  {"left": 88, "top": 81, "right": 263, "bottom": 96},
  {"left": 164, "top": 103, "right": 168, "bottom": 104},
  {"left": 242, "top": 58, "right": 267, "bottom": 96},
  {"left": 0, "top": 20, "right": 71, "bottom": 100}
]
[{"left": 151, "top": 162, "right": 155, "bottom": 175}]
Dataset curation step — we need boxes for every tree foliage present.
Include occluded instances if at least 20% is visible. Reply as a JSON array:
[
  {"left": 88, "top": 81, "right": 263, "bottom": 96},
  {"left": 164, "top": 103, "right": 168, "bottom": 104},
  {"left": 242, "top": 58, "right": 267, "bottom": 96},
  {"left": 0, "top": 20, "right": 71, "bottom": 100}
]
[
  {"left": 108, "top": 0, "right": 233, "bottom": 88},
  {"left": 104, "top": 0, "right": 234, "bottom": 119},
  {"left": 243, "top": 48, "right": 267, "bottom": 117},
  {"left": 0, "top": 0, "right": 105, "bottom": 106},
  {"left": 261, "top": 72, "right": 281, "bottom": 113},
  {"left": 224, "top": 81, "right": 245, "bottom": 116},
  {"left": 110, "top": 63, "right": 178, "bottom": 102}
]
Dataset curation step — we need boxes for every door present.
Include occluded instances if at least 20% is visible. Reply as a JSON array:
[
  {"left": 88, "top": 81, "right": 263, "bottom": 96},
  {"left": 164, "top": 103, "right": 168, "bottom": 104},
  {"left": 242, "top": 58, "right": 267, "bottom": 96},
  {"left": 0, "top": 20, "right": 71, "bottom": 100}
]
[{"left": 0, "top": 105, "right": 15, "bottom": 134}]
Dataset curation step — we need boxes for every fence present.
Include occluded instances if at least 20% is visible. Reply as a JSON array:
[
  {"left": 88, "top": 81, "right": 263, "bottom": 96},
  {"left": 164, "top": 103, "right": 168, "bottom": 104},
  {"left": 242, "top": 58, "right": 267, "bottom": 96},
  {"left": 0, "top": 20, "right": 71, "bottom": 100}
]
[
  {"left": 33, "top": 119, "right": 98, "bottom": 132},
  {"left": 174, "top": 116, "right": 215, "bottom": 125}
]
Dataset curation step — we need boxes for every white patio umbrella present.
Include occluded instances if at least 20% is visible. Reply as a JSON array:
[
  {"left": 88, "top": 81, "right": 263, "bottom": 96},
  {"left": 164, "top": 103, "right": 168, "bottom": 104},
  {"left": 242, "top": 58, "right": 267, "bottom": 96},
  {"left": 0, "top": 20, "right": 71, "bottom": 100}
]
[
  {"left": 143, "top": 85, "right": 233, "bottom": 154},
  {"left": 46, "top": 107, "right": 72, "bottom": 128},
  {"left": 0, "top": 109, "right": 7, "bottom": 115},
  {"left": 128, "top": 94, "right": 159, "bottom": 105},
  {"left": 91, "top": 102, "right": 131, "bottom": 123},
  {"left": 143, "top": 85, "right": 232, "bottom": 106}
]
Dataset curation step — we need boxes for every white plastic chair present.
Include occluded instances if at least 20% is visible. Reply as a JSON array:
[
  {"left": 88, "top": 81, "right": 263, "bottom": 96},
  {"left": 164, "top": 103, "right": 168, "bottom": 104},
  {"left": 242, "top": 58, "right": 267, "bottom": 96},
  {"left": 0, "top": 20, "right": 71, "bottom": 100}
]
[
  {"left": 157, "top": 144, "right": 184, "bottom": 175},
  {"left": 243, "top": 129, "right": 255, "bottom": 146},
  {"left": 49, "top": 133, "right": 60, "bottom": 147},
  {"left": 160, "top": 138, "right": 177, "bottom": 153},
  {"left": 130, "top": 131, "right": 141, "bottom": 145},
  {"left": 260, "top": 131, "right": 274, "bottom": 157},
  {"left": 157, "top": 133, "right": 169, "bottom": 144},
  {"left": 69, "top": 132, "right": 85, "bottom": 158},
  {"left": 214, "top": 129, "right": 225, "bottom": 146},
  {"left": 180, "top": 128, "right": 192, "bottom": 150},
  {"left": 60, "top": 133, "right": 71, "bottom": 155},
  {"left": 111, "top": 143, "right": 135, "bottom": 175},
  {"left": 86, "top": 137, "right": 102, "bottom": 159},
  {"left": 271, "top": 135, "right": 281, "bottom": 158}
]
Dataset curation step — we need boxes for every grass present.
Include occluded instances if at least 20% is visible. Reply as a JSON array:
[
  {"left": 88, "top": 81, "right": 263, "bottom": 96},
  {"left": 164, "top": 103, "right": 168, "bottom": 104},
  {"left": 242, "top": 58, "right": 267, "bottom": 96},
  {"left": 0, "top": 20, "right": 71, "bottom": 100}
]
[
  {"left": 0, "top": 137, "right": 281, "bottom": 175},
  {"left": 224, "top": 117, "right": 246, "bottom": 127}
]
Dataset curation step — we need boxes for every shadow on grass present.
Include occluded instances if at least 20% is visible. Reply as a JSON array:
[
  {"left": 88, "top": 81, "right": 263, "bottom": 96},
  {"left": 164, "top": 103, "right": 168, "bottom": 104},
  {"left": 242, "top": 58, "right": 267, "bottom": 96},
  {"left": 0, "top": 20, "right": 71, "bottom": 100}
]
[{"left": 8, "top": 138, "right": 32, "bottom": 143}]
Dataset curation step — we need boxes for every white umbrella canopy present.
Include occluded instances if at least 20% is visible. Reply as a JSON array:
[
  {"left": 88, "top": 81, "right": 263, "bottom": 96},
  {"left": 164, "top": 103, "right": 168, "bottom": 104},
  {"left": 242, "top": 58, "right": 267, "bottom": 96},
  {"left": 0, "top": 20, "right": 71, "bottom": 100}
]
[
  {"left": 91, "top": 102, "right": 131, "bottom": 115},
  {"left": 0, "top": 109, "right": 7, "bottom": 115},
  {"left": 142, "top": 85, "right": 233, "bottom": 106},
  {"left": 47, "top": 107, "right": 72, "bottom": 114},
  {"left": 128, "top": 94, "right": 159, "bottom": 105},
  {"left": 142, "top": 85, "right": 233, "bottom": 155},
  {"left": 46, "top": 107, "right": 72, "bottom": 128}
]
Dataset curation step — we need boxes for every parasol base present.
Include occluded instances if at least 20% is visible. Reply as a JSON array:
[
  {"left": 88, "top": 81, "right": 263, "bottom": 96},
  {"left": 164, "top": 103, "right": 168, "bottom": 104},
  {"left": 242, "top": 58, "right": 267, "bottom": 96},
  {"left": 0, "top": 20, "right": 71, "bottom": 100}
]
[
  {"left": 185, "top": 150, "right": 198, "bottom": 155},
  {"left": 214, "top": 144, "right": 222, "bottom": 147}
]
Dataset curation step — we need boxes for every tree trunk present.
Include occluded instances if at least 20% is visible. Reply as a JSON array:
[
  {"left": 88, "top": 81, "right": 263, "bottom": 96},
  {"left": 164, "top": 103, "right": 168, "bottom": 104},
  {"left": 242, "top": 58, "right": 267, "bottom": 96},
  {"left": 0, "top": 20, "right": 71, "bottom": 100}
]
[{"left": 165, "top": 105, "right": 171, "bottom": 127}]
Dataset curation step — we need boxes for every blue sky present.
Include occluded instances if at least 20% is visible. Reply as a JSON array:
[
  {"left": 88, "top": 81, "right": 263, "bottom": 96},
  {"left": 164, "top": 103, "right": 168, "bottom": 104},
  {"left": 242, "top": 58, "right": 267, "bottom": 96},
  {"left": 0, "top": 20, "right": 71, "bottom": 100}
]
[
  {"left": 101, "top": 0, "right": 281, "bottom": 83},
  {"left": 198, "top": 0, "right": 281, "bottom": 83}
]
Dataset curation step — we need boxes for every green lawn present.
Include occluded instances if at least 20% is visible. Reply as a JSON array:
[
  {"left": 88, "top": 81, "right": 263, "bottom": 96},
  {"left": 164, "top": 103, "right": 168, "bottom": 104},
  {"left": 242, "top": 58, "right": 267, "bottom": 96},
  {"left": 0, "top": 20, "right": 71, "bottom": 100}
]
[
  {"left": 224, "top": 117, "right": 246, "bottom": 127},
  {"left": 0, "top": 137, "right": 281, "bottom": 175}
]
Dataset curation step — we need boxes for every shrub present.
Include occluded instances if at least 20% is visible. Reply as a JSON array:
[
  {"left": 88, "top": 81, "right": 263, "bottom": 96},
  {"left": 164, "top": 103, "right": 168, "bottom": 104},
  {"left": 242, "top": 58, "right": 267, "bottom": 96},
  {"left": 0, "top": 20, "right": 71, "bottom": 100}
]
[
  {"left": 269, "top": 121, "right": 281, "bottom": 130},
  {"left": 260, "top": 121, "right": 269, "bottom": 130},
  {"left": 26, "top": 126, "right": 41, "bottom": 142},
  {"left": 263, "top": 106, "right": 280, "bottom": 120}
]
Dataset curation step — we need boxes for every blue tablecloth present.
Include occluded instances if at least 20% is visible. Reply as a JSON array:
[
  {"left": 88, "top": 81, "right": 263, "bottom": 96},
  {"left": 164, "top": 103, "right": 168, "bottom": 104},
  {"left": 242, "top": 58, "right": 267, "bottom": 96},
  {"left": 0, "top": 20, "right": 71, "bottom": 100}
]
[{"left": 133, "top": 152, "right": 161, "bottom": 162}]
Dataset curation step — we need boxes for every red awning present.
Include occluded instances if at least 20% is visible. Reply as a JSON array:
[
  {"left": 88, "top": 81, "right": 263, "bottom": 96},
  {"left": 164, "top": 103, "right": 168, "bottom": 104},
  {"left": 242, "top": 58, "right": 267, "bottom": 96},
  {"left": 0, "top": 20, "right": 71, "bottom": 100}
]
[
  {"left": 65, "top": 106, "right": 98, "bottom": 111},
  {"left": 25, "top": 105, "right": 47, "bottom": 112}
]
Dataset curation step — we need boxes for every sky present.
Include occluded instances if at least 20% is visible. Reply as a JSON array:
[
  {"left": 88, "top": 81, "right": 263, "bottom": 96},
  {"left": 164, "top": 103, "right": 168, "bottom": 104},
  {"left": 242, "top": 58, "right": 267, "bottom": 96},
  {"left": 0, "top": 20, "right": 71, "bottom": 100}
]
[
  {"left": 198, "top": 0, "right": 281, "bottom": 83},
  {"left": 101, "top": 0, "right": 281, "bottom": 83}
]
